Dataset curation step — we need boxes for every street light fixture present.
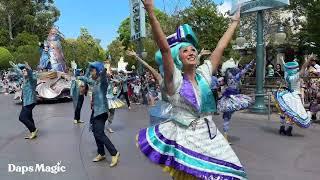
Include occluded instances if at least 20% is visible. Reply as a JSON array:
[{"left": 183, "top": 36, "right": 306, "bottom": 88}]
[
  {"left": 141, "top": 49, "right": 148, "bottom": 59},
  {"left": 275, "top": 23, "right": 286, "bottom": 45},
  {"left": 236, "top": 31, "right": 246, "bottom": 47}
]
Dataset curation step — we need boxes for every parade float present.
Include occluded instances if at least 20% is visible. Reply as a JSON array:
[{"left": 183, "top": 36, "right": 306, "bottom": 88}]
[{"left": 13, "top": 27, "right": 71, "bottom": 102}]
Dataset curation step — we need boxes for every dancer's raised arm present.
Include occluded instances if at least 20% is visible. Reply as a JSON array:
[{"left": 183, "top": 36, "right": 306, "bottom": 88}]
[
  {"left": 210, "top": 9, "right": 240, "bottom": 73},
  {"left": 142, "top": 0, "right": 174, "bottom": 95},
  {"left": 300, "top": 54, "right": 313, "bottom": 76},
  {"left": 127, "top": 50, "right": 162, "bottom": 83}
]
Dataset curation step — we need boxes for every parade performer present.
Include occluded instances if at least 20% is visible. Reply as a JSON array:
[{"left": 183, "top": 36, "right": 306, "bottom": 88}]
[
  {"left": 11, "top": 61, "right": 38, "bottom": 140},
  {"left": 106, "top": 74, "right": 125, "bottom": 133},
  {"left": 78, "top": 61, "right": 120, "bottom": 167},
  {"left": 274, "top": 57, "right": 311, "bottom": 136},
  {"left": 39, "top": 26, "right": 67, "bottom": 72},
  {"left": 137, "top": 1, "right": 246, "bottom": 179},
  {"left": 127, "top": 50, "right": 172, "bottom": 123},
  {"left": 38, "top": 42, "right": 50, "bottom": 70},
  {"left": 218, "top": 58, "right": 255, "bottom": 142},
  {"left": 117, "top": 71, "right": 134, "bottom": 109},
  {"left": 70, "top": 61, "right": 88, "bottom": 124}
]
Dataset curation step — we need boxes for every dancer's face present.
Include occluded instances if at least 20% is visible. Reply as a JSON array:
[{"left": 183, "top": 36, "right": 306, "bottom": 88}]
[
  {"left": 90, "top": 68, "right": 98, "bottom": 80},
  {"left": 79, "top": 85, "right": 86, "bottom": 95},
  {"left": 180, "top": 45, "right": 198, "bottom": 67},
  {"left": 22, "top": 68, "right": 28, "bottom": 77}
]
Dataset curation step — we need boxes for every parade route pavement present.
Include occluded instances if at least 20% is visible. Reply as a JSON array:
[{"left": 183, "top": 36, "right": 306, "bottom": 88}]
[{"left": 1, "top": 94, "right": 320, "bottom": 180}]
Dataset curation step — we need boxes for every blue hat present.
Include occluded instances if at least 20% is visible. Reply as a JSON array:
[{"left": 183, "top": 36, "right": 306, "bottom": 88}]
[
  {"left": 89, "top": 61, "right": 104, "bottom": 74},
  {"left": 284, "top": 61, "right": 299, "bottom": 75},
  {"left": 74, "top": 69, "right": 82, "bottom": 76},
  {"left": 166, "top": 24, "right": 198, "bottom": 48},
  {"left": 155, "top": 24, "right": 198, "bottom": 75},
  {"left": 17, "top": 64, "right": 26, "bottom": 70}
]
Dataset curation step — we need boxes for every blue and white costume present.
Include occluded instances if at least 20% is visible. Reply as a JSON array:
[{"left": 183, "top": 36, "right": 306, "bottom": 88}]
[
  {"left": 274, "top": 61, "right": 311, "bottom": 135},
  {"left": 218, "top": 59, "right": 254, "bottom": 136},
  {"left": 137, "top": 25, "right": 247, "bottom": 180}
]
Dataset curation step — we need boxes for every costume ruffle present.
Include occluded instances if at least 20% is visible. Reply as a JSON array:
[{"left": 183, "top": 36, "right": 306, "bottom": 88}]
[
  {"left": 273, "top": 90, "right": 311, "bottom": 128},
  {"left": 217, "top": 94, "right": 252, "bottom": 113}
]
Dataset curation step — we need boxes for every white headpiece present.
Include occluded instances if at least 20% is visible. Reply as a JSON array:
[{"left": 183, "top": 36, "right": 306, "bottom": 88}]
[{"left": 221, "top": 58, "right": 239, "bottom": 75}]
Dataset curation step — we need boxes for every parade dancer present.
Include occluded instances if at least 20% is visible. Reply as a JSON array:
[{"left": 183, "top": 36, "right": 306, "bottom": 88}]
[
  {"left": 70, "top": 61, "right": 88, "bottom": 124},
  {"left": 38, "top": 42, "right": 50, "bottom": 70},
  {"left": 11, "top": 61, "right": 38, "bottom": 140},
  {"left": 137, "top": 1, "right": 246, "bottom": 179},
  {"left": 78, "top": 61, "right": 120, "bottom": 167},
  {"left": 274, "top": 57, "right": 311, "bottom": 136},
  {"left": 127, "top": 50, "right": 172, "bottom": 123},
  {"left": 218, "top": 59, "right": 255, "bottom": 142},
  {"left": 106, "top": 74, "right": 125, "bottom": 133},
  {"left": 117, "top": 71, "right": 132, "bottom": 109},
  {"left": 46, "top": 27, "right": 67, "bottom": 72}
]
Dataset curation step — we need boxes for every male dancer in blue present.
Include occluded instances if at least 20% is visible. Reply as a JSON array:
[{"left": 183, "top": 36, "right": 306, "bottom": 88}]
[
  {"left": 11, "top": 61, "right": 38, "bottom": 140},
  {"left": 78, "top": 61, "right": 120, "bottom": 167}
]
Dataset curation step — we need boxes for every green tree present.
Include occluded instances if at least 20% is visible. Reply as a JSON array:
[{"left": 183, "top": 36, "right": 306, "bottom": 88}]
[
  {"left": 287, "top": 0, "right": 320, "bottom": 55},
  {"left": 62, "top": 28, "right": 105, "bottom": 68},
  {"left": 178, "top": 0, "right": 229, "bottom": 51},
  {"left": 13, "top": 45, "right": 40, "bottom": 68},
  {"left": 0, "top": 0, "right": 60, "bottom": 43},
  {"left": 13, "top": 32, "right": 39, "bottom": 47},
  {"left": 0, "top": 28, "right": 9, "bottom": 46},
  {"left": 115, "top": 8, "right": 176, "bottom": 69},
  {"left": 106, "top": 39, "right": 125, "bottom": 67},
  {"left": 0, "top": 47, "right": 14, "bottom": 69}
]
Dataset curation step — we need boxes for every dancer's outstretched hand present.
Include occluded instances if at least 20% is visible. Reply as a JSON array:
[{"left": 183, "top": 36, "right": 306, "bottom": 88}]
[
  {"left": 199, "top": 49, "right": 211, "bottom": 57},
  {"left": 9, "top": 61, "right": 16, "bottom": 68},
  {"left": 231, "top": 6, "right": 241, "bottom": 22},
  {"left": 141, "top": 0, "right": 154, "bottom": 12},
  {"left": 71, "top": 60, "right": 77, "bottom": 70},
  {"left": 24, "top": 61, "right": 31, "bottom": 70},
  {"left": 126, "top": 50, "right": 137, "bottom": 57}
]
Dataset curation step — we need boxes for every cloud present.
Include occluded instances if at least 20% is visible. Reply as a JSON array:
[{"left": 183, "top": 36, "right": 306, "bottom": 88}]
[{"left": 217, "top": 0, "right": 232, "bottom": 15}]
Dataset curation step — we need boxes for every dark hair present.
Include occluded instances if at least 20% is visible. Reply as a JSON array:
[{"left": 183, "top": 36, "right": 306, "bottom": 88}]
[{"left": 224, "top": 68, "right": 240, "bottom": 82}]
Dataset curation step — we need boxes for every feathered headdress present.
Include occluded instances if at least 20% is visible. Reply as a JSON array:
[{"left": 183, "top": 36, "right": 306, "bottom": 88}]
[{"left": 221, "top": 58, "right": 239, "bottom": 75}]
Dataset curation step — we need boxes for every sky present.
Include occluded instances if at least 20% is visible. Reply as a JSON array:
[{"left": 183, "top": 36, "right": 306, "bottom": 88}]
[{"left": 55, "top": 0, "right": 227, "bottom": 49}]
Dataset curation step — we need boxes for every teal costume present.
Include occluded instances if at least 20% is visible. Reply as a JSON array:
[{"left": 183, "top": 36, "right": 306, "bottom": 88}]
[
  {"left": 79, "top": 61, "right": 118, "bottom": 157},
  {"left": 13, "top": 64, "right": 38, "bottom": 134}
]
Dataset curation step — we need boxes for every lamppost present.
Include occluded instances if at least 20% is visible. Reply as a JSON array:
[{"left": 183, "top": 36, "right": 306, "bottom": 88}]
[
  {"left": 275, "top": 23, "right": 287, "bottom": 45},
  {"left": 129, "top": 0, "right": 146, "bottom": 75},
  {"left": 249, "top": 10, "right": 267, "bottom": 113},
  {"left": 142, "top": 49, "right": 148, "bottom": 59},
  {"left": 236, "top": 16, "right": 287, "bottom": 113},
  {"left": 236, "top": 31, "right": 246, "bottom": 48},
  {"left": 275, "top": 23, "right": 287, "bottom": 67}
]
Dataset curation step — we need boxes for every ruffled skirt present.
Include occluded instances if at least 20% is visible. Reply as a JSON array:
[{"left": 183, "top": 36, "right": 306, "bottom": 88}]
[
  {"left": 273, "top": 90, "right": 311, "bottom": 128},
  {"left": 137, "top": 116, "right": 247, "bottom": 180},
  {"left": 217, "top": 94, "right": 252, "bottom": 113},
  {"left": 108, "top": 97, "right": 125, "bottom": 109}
]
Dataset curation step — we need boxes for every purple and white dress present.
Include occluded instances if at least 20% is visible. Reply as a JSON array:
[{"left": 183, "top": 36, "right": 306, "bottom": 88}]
[
  {"left": 218, "top": 63, "right": 254, "bottom": 113},
  {"left": 137, "top": 61, "right": 247, "bottom": 180}
]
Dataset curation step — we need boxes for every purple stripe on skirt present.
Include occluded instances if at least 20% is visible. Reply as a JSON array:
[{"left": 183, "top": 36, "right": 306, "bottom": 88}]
[
  {"left": 153, "top": 125, "right": 243, "bottom": 170},
  {"left": 138, "top": 128, "right": 244, "bottom": 180}
]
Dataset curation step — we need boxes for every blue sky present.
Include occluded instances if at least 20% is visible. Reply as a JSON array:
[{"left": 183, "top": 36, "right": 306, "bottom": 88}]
[{"left": 55, "top": 0, "right": 225, "bottom": 49}]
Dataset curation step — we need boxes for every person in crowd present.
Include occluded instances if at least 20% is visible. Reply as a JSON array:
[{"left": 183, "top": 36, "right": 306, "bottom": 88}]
[{"left": 275, "top": 63, "right": 284, "bottom": 77}]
